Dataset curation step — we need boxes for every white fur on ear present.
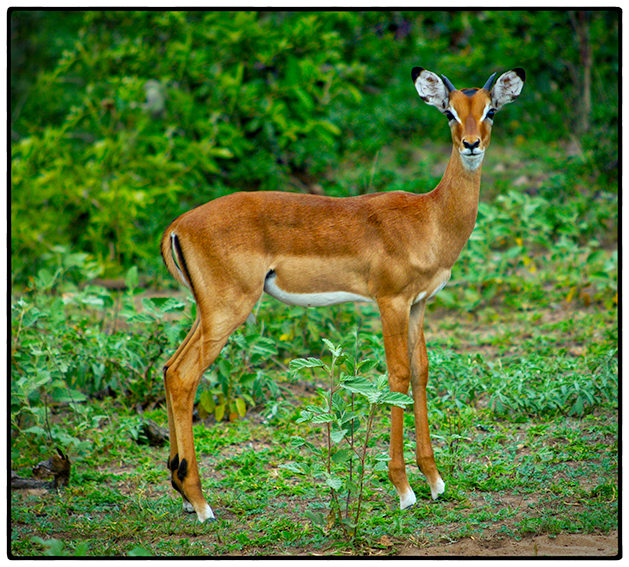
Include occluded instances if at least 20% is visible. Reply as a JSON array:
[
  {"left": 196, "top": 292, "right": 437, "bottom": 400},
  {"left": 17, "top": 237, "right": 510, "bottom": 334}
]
[
  {"left": 491, "top": 68, "right": 525, "bottom": 109},
  {"left": 412, "top": 67, "right": 450, "bottom": 110}
]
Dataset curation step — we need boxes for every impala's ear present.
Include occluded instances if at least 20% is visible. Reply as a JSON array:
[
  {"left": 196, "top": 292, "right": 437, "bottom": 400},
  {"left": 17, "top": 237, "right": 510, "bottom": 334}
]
[
  {"left": 412, "top": 67, "right": 450, "bottom": 111},
  {"left": 491, "top": 68, "right": 525, "bottom": 110}
]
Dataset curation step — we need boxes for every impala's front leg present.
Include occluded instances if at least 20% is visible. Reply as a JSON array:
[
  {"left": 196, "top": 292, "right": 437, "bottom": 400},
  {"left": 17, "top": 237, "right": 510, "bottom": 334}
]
[
  {"left": 379, "top": 298, "right": 416, "bottom": 510},
  {"left": 409, "top": 302, "right": 445, "bottom": 499}
]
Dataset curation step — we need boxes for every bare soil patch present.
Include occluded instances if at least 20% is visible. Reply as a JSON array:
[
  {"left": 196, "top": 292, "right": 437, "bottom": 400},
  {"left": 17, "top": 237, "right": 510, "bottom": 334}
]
[{"left": 400, "top": 531, "right": 619, "bottom": 557}]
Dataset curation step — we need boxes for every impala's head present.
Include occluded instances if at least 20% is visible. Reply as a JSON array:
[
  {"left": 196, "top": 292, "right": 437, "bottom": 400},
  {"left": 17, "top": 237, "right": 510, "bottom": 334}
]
[{"left": 412, "top": 67, "right": 525, "bottom": 171}]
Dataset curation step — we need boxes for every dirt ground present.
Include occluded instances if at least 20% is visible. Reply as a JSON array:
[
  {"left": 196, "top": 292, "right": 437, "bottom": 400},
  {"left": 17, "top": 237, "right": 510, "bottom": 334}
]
[{"left": 400, "top": 531, "right": 619, "bottom": 558}]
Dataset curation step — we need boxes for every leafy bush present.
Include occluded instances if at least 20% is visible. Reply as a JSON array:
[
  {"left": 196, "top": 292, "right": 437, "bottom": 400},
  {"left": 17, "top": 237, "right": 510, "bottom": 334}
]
[
  {"left": 11, "top": 11, "right": 372, "bottom": 278},
  {"left": 198, "top": 330, "right": 282, "bottom": 422},
  {"left": 428, "top": 348, "right": 618, "bottom": 419},
  {"left": 11, "top": 10, "right": 619, "bottom": 282}
]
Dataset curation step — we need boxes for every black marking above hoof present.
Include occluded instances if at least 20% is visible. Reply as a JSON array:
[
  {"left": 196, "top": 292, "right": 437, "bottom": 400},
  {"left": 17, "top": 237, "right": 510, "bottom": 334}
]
[
  {"left": 177, "top": 458, "right": 188, "bottom": 482},
  {"left": 171, "top": 479, "right": 184, "bottom": 496},
  {"left": 168, "top": 453, "right": 180, "bottom": 472}
]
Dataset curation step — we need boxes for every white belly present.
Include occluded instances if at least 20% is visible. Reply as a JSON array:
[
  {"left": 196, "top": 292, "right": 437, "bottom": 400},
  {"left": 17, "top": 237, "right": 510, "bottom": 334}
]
[{"left": 263, "top": 272, "right": 371, "bottom": 307}]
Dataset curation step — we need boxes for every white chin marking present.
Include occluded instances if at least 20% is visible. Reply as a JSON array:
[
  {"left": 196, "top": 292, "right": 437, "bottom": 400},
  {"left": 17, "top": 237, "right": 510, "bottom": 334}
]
[
  {"left": 264, "top": 272, "right": 371, "bottom": 307},
  {"left": 460, "top": 151, "right": 484, "bottom": 171},
  {"left": 430, "top": 478, "right": 446, "bottom": 500},
  {"left": 399, "top": 489, "right": 417, "bottom": 510}
]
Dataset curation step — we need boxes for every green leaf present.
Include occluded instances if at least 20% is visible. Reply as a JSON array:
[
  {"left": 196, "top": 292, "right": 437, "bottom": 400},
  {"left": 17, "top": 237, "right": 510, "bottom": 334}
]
[
  {"left": 324, "top": 472, "right": 343, "bottom": 490},
  {"left": 330, "top": 428, "right": 348, "bottom": 443},
  {"left": 296, "top": 410, "right": 313, "bottom": 424},
  {"left": 51, "top": 388, "right": 88, "bottom": 404},
  {"left": 289, "top": 358, "right": 326, "bottom": 372},
  {"left": 310, "top": 413, "right": 335, "bottom": 424},
  {"left": 316, "top": 120, "right": 341, "bottom": 136},
  {"left": 279, "top": 462, "right": 306, "bottom": 474},
  {"left": 250, "top": 337, "right": 279, "bottom": 357},
  {"left": 31, "top": 537, "right": 66, "bottom": 556},
  {"left": 128, "top": 546, "right": 152, "bottom": 557},
  {"left": 214, "top": 404, "right": 226, "bottom": 422},
  {"left": 293, "top": 88, "right": 314, "bottom": 111},
  {"left": 331, "top": 448, "right": 354, "bottom": 464},
  {"left": 235, "top": 397, "right": 247, "bottom": 418},
  {"left": 304, "top": 509, "right": 326, "bottom": 527},
  {"left": 35, "top": 268, "right": 56, "bottom": 290},
  {"left": 378, "top": 391, "right": 414, "bottom": 408},
  {"left": 340, "top": 377, "right": 379, "bottom": 403},
  {"left": 24, "top": 426, "right": 48, "bottom": 437},
  {"left": 207, "top": 147, "right": 234, "bottom": 159},
  {"left": 199, "top": 391, "right": 215, "bottom": 413},
  {"left": 145, "top": 296, "right": 185, "bottom": 312},
  {"left": 124, "top": 266, "right": 139, "bottom": 291},
  {"left": 81, "top": 294, "right": 105, "bottom": 307},
  {"left": 357, "top": 358, "right": 379, "bottom": 373},
  {"left": 322, "top": 338, "right": 342, "bottom": 357}
]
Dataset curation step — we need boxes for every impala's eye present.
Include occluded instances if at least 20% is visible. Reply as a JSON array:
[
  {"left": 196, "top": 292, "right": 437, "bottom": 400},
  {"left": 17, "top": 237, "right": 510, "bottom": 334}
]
[
  {"left": 444, "top": 110, "right": 455, "bottom": 122},
  {"left": 486, "top": 108, "right": 496, "bottom": 120}
]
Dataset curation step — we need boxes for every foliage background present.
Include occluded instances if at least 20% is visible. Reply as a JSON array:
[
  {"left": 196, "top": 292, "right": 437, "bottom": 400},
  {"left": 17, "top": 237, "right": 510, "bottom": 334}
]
[{"left": 11, "top": 10, "right": 619, "bottom": 281}]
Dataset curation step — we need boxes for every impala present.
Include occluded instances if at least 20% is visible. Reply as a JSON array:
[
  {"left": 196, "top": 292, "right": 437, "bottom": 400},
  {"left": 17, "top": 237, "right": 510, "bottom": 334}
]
[{"left": 161, "top": 66, "right": 525, "bottom": 522}]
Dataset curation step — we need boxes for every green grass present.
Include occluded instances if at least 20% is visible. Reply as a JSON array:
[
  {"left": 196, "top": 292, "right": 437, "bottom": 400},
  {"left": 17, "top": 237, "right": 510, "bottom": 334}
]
[
  {"left": 10, "top": 296, "right": 618, "bottom": 556},
  {"left": 10, "top": 407, "right": 618, "bottom": 556}
]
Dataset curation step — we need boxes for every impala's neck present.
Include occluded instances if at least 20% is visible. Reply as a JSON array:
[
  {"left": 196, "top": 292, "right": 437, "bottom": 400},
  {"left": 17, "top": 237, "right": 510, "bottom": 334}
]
[{"left": 430, "top": 147, "right": 483, "bottom": 261}]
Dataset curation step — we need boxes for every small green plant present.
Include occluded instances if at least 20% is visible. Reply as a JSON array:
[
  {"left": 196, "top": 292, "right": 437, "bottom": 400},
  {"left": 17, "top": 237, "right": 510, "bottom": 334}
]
[
  {"left": 285, "top": 337, "right": 412, "bottom": 538},
  {"left": 29, "top": 537, "right": 90, "bottom": 557},
  {"left": 197, "top": 328, "right": 282, "bottom": 422}
]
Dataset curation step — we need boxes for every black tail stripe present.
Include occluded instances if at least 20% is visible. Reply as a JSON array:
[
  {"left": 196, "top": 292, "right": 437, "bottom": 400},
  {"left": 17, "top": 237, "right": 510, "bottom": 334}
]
[{"left": 172, "top": 234, "right": 196, "bottom": 296}]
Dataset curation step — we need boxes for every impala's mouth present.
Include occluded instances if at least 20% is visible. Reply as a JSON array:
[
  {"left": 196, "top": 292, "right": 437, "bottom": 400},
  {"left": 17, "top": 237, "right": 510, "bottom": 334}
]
[
  {"left": 459, "top": 148, "right": 485, "bottom": 171},
  {"left": 461, "top": 147, "right": 484, "bottom": 156}
]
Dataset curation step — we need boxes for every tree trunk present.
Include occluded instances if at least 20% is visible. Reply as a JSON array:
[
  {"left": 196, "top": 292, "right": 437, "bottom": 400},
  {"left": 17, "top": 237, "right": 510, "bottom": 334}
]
[{"left": 570, "top": 10, "right": 593, "bottom": 134}]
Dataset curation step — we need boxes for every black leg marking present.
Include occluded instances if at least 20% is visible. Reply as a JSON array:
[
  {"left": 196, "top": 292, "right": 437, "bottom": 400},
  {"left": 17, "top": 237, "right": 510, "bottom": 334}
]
[
  {"left": 177, "top": 458, "right": 188, "bottom": 483},
  {"left": 171, "top": 479, "right": 183, "bottom": 495},
  {"left": 168, "top": 454, "right": 180, "bottom": 472}
]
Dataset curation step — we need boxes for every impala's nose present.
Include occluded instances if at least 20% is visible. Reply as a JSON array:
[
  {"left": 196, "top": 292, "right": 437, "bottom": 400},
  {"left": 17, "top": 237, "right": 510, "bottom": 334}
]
[{"left": 462, "top": 139, "right": 481, "bottom": 151}]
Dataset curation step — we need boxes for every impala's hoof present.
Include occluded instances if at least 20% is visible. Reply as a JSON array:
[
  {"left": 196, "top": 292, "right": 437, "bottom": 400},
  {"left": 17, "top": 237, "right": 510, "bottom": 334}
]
[
  {"left": 430, "top": 478, "right": 446, "bottom": 500},
  {"left": 399, "top": 489, "right": 417, "bottom": 510},
  {"left": 196, "top": 503, "right": 216, "bottom": 523}
]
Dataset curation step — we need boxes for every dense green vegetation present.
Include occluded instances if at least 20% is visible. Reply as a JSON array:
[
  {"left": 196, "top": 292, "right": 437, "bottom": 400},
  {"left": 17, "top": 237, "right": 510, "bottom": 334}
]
[
  {"left": 11, "top": 10, "right": 618, "bottom": 279},
  {"left": 10, "top": 10, "right": 618, "bottom": 557}
]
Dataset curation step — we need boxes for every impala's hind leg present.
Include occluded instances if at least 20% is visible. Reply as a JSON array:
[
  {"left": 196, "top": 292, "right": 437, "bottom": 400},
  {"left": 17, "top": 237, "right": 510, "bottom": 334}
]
[
  {"left": 164, "top": 289, "right": 263, "bottom": 522},
  {"left": 163, "top": 315, "right": 200, "bottom": 514}
]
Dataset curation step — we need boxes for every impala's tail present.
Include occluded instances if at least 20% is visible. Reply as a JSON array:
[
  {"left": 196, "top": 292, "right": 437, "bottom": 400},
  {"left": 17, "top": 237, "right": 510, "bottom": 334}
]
[{"left": 161, "top": 227, "right": 194, "bottom": 293}]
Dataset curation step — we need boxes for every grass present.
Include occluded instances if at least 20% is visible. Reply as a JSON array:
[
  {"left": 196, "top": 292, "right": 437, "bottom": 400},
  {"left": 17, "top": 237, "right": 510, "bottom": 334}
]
[
  {"left": 11, "top": 410, "right": 618, "bottom": 556},
  {"left": 10, "top": 297, "right": 618, "bottom": 557}
]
